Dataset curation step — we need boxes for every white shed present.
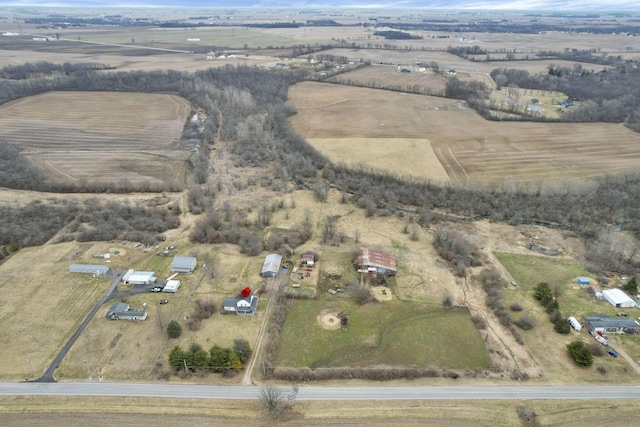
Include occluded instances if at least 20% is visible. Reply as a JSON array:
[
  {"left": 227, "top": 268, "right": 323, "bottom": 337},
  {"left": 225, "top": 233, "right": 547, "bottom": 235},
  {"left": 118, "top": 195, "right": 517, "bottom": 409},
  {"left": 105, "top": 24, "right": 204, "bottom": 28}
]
[
  {"left": 126, "top": 271, "right": 157, "bottom": 285},
  {"left": 162, "top": 280, "right": 181, "bottom": 293},
  {"left": 602, "top": 288, "right": 637, "bottom": 308}
]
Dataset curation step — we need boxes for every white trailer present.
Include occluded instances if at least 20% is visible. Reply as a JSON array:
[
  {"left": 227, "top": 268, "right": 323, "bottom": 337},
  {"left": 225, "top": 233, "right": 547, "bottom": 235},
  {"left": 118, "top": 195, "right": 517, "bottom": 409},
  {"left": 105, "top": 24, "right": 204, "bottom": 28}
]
[{"left": 568, "top": 316, "right": 582, "bottom": 332}]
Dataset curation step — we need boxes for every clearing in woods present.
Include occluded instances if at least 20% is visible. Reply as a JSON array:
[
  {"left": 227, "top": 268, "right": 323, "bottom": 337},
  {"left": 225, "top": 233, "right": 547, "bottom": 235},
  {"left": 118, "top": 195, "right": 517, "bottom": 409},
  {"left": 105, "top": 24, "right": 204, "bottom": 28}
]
[
  {"left": 288, "top": 81, "right": 640, "bottom": 184},
  {"left": 0, "top": 91, "right": 192, "bottom": 188}
]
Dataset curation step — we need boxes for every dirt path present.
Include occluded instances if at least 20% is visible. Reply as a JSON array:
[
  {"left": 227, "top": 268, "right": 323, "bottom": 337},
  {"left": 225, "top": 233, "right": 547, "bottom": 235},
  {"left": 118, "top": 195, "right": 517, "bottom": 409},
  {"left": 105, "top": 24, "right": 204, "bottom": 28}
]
[
  {"left": 459, "top": 235, "right": 544, "bottom": 379},
  {"left": 609, "top": 338, "right": 640, "bottom": 374},
  {"left": 241, "top": 276, "right": 285, "bottom": 385}
]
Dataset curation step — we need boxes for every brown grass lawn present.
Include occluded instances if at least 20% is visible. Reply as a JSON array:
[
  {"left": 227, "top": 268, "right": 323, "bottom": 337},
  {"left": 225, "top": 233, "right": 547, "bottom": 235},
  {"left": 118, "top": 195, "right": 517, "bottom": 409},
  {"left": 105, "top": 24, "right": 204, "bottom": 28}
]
[
  {"left": 2, "top": 396, "right": 640, "bottom": 426},
  {"left": 308, "top": 137, "right": 450, "bottom": 183},
  {"left": 0, "top": 91, "right": 192, "bottom": 186},
  {"left": 58, "top": 243, "right": 267, "bottom": 382},
  {"left": 289, "top": 81, "right": 640, "bottom": 184},
  {"left": 0, "top": 243, "right": 110, "bottom": 381}
]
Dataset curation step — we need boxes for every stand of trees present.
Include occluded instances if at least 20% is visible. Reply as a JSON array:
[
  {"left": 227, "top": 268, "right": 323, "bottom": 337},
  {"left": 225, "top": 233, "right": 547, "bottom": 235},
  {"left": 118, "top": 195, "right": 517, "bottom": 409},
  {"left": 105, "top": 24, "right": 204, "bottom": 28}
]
[
  {"left": 168, "top": 339, "right": 252, "bottom": 376},
  {"left": 489, "top": 65, "right": 640, "bottom": 130}
]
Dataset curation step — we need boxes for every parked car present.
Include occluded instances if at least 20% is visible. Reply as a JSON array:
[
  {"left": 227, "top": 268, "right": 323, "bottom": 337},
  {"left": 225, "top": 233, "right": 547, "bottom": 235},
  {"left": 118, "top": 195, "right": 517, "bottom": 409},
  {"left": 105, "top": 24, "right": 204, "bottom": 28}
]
[
  {"left": 151, "top": 286, "right": 163, "bottom": 292},
  {"left": 608, "top": 349, "right": 618, "bottom": 357},
  {"left": 159, "top": 299, "right": 169, "bottom": 305}
]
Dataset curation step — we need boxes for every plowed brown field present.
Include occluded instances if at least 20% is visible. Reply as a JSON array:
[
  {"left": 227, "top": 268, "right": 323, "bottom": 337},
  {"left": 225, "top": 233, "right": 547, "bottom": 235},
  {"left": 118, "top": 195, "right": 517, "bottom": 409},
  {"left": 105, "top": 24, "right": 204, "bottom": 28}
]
[
  {"left": 289, "top": 82, "right": 640, "bottom": 184},
  {"left": 0, "top": 91, "right": 192, "bottom": 187}
]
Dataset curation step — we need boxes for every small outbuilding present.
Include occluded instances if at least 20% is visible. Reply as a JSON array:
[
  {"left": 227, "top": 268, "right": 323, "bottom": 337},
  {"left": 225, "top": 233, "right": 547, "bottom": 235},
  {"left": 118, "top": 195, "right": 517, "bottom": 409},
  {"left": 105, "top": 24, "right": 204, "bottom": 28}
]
[
  {"left": 69, "top": 264, "right": 110, "bottom": 275},
  {"left": 171, "top": 256, "right": 197, "bottom": 273},
  {"left": 126, "top": 271, "right": 157, "bottom": 285},
  {"left": 602, "top": 288, "right": 637, "bottom": 308},
  {"left": 358, "top": 248, "right": 397, "bottom": 276},
  {"left": 261, "top": 253, "right": 282, "bottom": 277},
  {"left": 162, "top": 279, "right": 181, "bottom": 293},
  {"left": 584, "top": 315, "right": 638, "bottom": 334},
  {"left": 577, "top": 277, "right": 590, "bottom": 285},
  {"left": 301, "top": 253, "right": 315, "bottom": 266},
  {"left": 106, "top": 302, "right": 147, "bottom": 321}
]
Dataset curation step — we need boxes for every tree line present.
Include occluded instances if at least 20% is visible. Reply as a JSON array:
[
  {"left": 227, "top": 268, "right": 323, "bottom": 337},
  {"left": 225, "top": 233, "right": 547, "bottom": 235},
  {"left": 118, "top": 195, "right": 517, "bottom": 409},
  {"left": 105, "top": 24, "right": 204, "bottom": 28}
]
[{"left": 167, "top": 339, "right": 252, "bottom": 377}]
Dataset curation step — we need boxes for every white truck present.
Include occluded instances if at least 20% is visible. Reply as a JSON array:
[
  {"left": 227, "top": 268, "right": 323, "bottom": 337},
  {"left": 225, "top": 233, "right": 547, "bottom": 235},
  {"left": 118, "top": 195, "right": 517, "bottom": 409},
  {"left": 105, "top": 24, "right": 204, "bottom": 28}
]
[{"left": 568, "top": 316, "right": 582, "bottom": 332}]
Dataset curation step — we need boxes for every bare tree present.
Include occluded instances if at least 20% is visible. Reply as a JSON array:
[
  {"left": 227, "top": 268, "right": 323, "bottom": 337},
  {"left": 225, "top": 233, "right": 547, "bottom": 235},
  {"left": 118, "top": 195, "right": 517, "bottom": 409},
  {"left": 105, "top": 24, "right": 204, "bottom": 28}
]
[
  {"left": 156, "top": 307, "right": 166, "bottom": 331},
  {"left": 259, "top": 384, "right": 284, "bottom": 417}
]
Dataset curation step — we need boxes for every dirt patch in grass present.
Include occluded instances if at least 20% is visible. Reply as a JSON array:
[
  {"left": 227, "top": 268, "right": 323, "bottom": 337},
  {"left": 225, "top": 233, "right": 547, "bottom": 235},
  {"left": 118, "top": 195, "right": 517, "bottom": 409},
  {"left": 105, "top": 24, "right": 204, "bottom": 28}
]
[
  {"left": 371, "top": 286, "right": 393, "bottom": 301},
  {"left": 317, "top": 309, "right": 342, "bottom": 330}
]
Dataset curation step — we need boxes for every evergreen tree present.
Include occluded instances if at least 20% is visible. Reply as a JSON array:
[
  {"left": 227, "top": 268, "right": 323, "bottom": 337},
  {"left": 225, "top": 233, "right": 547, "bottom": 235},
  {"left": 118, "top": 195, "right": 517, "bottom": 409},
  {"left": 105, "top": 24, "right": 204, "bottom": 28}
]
[
  {"left": 622, "top": 277, "right": 638, "bottom": 295},
  {"left": 168, "top": 345, "right": 188, "bottom": 371},
  {"left": 567, "top": 341, "right": 593, "bottom": 366},
  {"left": 167, "top": 320, "right": 182, "bottom": 339}
]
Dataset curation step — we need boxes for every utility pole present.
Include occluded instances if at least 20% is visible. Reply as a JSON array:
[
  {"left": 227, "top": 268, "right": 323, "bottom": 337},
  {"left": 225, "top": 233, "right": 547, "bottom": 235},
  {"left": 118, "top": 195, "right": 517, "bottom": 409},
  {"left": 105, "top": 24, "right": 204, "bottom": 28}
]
[{"left": 83, "top": 359, "right": 90, "bottom": 377}]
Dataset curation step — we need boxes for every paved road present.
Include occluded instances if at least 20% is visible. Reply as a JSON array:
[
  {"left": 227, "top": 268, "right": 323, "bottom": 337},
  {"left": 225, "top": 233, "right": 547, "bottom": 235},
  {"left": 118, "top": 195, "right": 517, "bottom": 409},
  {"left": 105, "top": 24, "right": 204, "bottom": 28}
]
[{"left": 2, "top": 382, "right": 639, "bottom": 401}]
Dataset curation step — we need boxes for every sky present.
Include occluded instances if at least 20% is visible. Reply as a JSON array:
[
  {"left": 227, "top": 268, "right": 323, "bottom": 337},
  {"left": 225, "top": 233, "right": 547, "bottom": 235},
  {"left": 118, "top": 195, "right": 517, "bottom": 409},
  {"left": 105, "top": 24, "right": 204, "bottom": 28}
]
[{"left": 1, "top": 1, "right": 639, "bottom": 11}]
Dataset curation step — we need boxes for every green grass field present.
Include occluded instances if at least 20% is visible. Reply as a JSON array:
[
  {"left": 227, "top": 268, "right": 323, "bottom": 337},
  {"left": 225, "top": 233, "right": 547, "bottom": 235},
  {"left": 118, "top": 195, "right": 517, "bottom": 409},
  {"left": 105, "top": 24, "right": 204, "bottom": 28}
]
[
  {"left": 494, "top": 252, "right": 590, "bottom": 290},
  {"left": 276, "top": 298, "right": 490, "bottom": 369}
]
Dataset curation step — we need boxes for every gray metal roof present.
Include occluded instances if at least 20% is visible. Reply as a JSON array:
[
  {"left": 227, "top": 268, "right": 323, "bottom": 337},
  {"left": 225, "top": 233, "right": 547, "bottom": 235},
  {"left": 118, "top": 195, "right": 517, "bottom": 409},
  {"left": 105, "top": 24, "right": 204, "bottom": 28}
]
[
  {"left": 261, "top": 253, "right": 282, "bottom": 275},
  {"left": 69, "top": 264, "right": 110, "bottom": 274},
  {"left": 171, "top": 256, "right": 197, "bottom": 271},
  {"left": 584, "top": 315, "right": 638, "bottom": 330}
]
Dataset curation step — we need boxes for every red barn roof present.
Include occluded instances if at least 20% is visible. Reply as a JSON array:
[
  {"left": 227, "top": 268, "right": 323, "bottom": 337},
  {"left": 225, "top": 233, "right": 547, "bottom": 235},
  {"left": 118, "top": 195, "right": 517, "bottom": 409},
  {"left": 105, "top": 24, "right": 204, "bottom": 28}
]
[{"left": 358, "top": 248, "right": 396, "bottom": 272}]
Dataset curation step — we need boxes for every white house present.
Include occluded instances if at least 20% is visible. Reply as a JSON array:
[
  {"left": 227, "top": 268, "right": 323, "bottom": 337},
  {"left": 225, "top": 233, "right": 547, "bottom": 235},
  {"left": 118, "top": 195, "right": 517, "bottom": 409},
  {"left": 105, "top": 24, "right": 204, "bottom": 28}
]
[
  {"left": 106, "top": 302, "right": 147, "bottom": 321},
  {"left": 602, "top": 288, "right": 637, "bottom": 308},
  {"left": 223, "top": 292, "right": 259, "bottom": 316}
]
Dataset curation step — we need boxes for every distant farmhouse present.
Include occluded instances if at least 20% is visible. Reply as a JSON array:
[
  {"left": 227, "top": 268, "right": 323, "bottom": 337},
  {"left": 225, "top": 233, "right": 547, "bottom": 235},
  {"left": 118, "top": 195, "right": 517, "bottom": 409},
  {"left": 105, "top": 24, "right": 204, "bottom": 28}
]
[
  {"left": 171, "top": 256, "right": 197, "bottom": 273},
  {"left": 584, "top": 315, "right": 638, "bottom": 334},
  {"left": 223, "top": 287, "right": 259, "bottom": 316},
  {"left": 69, "top": 264, "right": 110, "bottom": 275},
  {"left": 357, "top": 248, "right": 397, "bottom": 276},
  {"left": 261, "top": 253, "right": 282, "bottom": 277},
  {"left": 106, "top": 302, "right": 147, "bottom": 321}
]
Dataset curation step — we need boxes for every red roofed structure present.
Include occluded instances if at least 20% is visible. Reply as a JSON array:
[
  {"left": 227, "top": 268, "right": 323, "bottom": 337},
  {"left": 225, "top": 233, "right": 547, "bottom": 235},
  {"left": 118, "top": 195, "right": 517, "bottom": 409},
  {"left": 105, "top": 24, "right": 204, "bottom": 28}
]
[{"left": 357, "top": 248, "right": 397, "bottom": 276}]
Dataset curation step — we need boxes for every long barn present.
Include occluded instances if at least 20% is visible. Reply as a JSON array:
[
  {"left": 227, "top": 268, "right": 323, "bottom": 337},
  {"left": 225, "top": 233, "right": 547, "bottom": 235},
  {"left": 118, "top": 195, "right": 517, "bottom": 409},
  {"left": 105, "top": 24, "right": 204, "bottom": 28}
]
[{"left": 69, "top": 264, "right": 110, "bottom": 275}]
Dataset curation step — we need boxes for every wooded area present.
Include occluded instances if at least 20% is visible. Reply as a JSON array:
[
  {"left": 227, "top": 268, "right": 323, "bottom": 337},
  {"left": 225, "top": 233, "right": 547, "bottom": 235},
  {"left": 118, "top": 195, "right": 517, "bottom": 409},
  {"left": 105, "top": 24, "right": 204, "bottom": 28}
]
[{"left": 1, "top": 61, "right": 639, "bottom": 275}]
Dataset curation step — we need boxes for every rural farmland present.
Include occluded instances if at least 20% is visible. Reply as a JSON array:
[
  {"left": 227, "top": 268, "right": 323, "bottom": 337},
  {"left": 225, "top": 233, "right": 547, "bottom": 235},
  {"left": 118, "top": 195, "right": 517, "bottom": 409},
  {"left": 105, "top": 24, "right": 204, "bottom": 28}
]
[
  {"left": 0, "top": 92, "right": 192, "bottom": 187},
  {"left": 2, "top": 5, "right": 640, "bottom": 425},
  {"left": 289, "top": 81, "right": 640, "bottom": 184}
]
